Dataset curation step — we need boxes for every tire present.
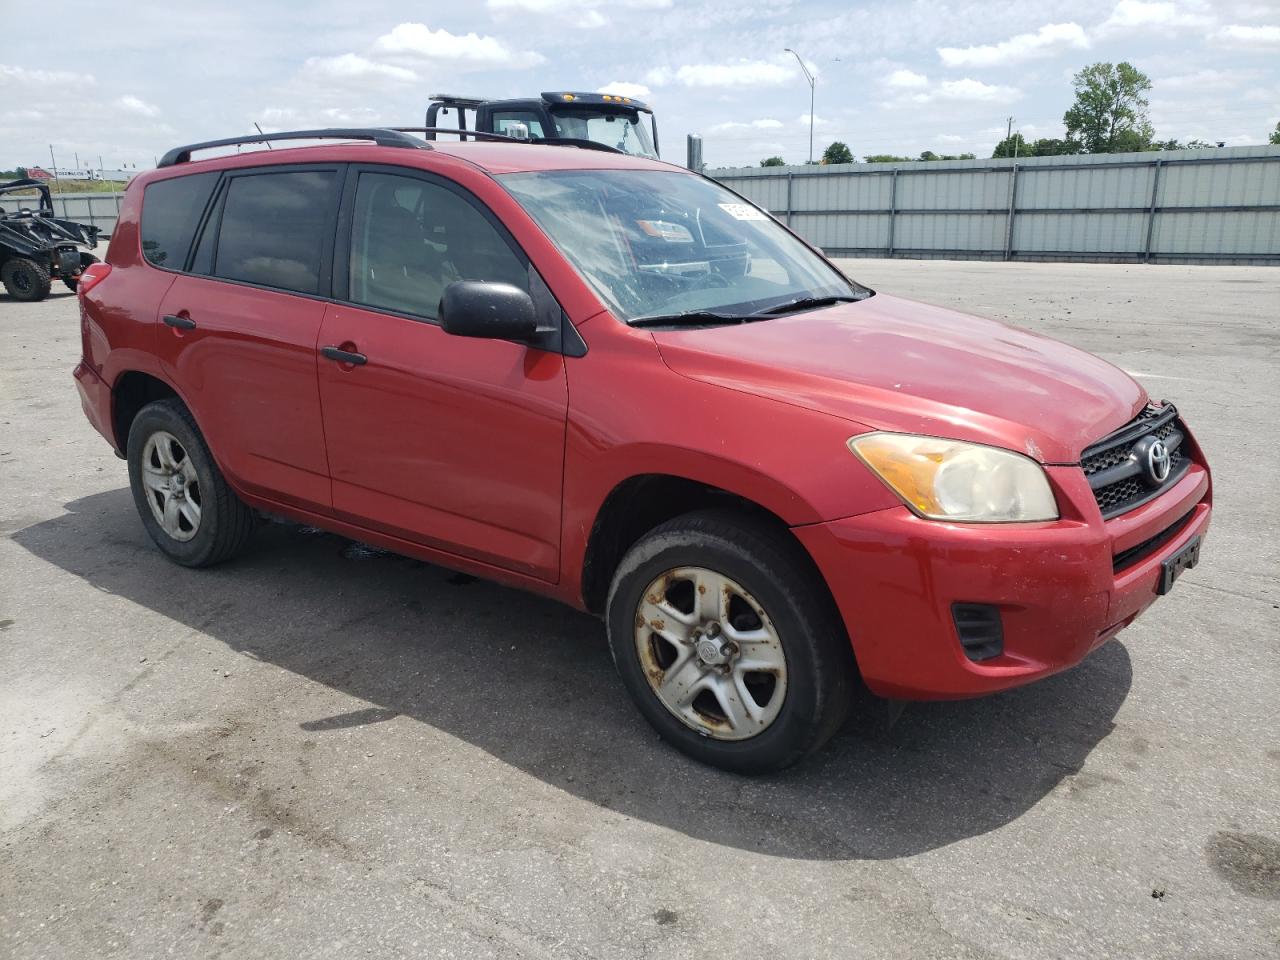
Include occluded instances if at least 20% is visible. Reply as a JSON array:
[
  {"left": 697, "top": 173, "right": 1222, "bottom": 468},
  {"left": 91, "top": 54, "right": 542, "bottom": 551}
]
[
  {"left": 127, "top": 398, "right": 255, "bottom": 567},
  {"left": 606, "top": 510, "right": 854, "bottom": 774},
  {"left": 63, "top": 253, "right": 99, "bottom": 291},
  {"left": 1, "top": 257, "right": 52, "bottom": 302}
]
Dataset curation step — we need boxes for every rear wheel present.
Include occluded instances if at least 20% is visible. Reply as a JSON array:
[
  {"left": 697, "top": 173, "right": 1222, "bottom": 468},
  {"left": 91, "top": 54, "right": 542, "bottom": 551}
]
[
  {"left": 606, "top": 510, "right": 854, "bottom": 773},
  {"left": 2, "top": 257, "right": 52, "bottom": 302},
  {"left": 63, "top": 253, "right": 99, "bottom": 291},
  {"left": 127, "top": 399, "right": 255, "bottom": 567}
]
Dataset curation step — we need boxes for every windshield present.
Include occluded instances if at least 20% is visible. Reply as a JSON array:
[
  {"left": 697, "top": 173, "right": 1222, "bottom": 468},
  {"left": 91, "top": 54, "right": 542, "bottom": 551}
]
[
  {"left": 500, "top": 169, "right": 867, "bottom": 323},
  {"left": 548, "top": 108, "right": 657, "bottom": 159}
]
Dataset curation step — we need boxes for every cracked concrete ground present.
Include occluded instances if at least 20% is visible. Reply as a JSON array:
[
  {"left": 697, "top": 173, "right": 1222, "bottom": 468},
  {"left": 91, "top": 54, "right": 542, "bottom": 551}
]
[{"left": 1, "top": 259, "right": 1278, "bottom": 959}]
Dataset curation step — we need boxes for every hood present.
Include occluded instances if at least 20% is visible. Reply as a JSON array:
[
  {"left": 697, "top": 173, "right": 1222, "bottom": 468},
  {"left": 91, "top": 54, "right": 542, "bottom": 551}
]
[{"left": 652, "top": 293, "right": 1147, "bottom": 464}]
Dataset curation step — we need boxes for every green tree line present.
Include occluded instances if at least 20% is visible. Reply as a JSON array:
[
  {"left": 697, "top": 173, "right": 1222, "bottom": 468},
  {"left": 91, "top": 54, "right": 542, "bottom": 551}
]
[{"left": 759, "top": 63, "right": 1279, "bottom": 166}]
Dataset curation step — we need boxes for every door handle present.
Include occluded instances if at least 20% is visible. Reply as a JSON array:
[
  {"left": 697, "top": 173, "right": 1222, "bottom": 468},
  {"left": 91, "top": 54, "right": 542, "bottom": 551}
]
[
  {"left": 163, "top": 314, "right": 196, "bottom": 330},
  {"left": 321, "top": 345, "right": 367, "bottom": 366}
]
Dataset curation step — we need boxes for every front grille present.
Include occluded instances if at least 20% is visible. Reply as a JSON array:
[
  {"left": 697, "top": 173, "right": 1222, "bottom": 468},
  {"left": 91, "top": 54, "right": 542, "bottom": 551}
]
[{"left": 1081, "top": 403, "right": 1191, "bottom": 519}]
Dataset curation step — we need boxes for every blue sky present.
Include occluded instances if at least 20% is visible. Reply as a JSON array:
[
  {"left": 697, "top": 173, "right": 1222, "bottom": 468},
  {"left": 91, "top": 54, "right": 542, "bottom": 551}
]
[{"left": 2, "top": 0, "right": 1278, "bottom": 171}]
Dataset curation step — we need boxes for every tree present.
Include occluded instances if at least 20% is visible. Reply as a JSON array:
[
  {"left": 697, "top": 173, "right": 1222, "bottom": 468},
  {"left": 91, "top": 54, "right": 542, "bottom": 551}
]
[
  {"left": 1153, "top": 138, "right": 1216, "bottom": 151},
  {"left": 864, "top": 154, "right": 913, "bottom": 163},
  {"left": 821, "top": 141, "right": 854, "bottom": 164},
  {"left": 992, "top": 134, "right": 1028, "bottom": 158},
  {"left": 1270, "top": 122, "right": 1280, "bottom": 145},
  {"left": 759, "top": 156, "right": 785, "bottom": 167},
  {"left": 1030, "top": 137, "right": 1081, "bottom": 156},
  {"left": 1063, "top": 62, "right": 1155, "bottom": 154}
]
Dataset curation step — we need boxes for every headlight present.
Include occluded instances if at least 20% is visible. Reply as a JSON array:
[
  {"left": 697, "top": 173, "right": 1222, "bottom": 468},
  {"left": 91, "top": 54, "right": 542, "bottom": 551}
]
[{"left": 848, "top": 432, "right": 1059, "bottom": 522}]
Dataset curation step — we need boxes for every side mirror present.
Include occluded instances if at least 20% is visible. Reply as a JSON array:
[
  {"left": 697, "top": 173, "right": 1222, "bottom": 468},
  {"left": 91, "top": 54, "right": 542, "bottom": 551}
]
[{"left": 439, "top": 281, "right": 538, "bottom": 342}]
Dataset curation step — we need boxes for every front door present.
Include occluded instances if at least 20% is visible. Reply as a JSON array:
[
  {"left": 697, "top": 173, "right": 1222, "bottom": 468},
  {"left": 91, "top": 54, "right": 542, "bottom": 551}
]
[{"left": 316, "top": 168, "right": 568, "bottom": 581}]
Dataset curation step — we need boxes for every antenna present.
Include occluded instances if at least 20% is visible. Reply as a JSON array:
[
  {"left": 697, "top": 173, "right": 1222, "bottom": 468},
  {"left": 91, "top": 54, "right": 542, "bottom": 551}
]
[{"left": 254, "top": 123, "right": 273, "bottom": 150}]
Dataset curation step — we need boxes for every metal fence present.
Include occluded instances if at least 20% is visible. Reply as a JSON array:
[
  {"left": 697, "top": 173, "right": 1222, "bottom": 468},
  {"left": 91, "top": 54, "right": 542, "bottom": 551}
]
[
  {"left": 0, "top": 191, "right": 124, "bottom": 238},
  {"left": 710, "top": 145, "right": 1280, "bottom": 265}
]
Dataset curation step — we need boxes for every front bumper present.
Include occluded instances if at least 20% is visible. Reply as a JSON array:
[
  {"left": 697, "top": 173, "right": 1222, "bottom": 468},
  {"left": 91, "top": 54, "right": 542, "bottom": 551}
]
[{"left": 794, "top": 452, "right": 1212, "bottom": 700}]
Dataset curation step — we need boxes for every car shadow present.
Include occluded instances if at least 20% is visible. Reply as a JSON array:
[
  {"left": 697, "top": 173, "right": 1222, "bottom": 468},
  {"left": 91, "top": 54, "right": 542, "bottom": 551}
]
[{"left": 12, "top": 489, "right": 1132, "bottom": 861}]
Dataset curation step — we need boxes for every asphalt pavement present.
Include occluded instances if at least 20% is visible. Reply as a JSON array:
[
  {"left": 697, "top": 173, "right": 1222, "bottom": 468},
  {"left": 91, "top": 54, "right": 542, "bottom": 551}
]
[{"left": 1, "top": 259, "right": 1277, "bottom": 959}]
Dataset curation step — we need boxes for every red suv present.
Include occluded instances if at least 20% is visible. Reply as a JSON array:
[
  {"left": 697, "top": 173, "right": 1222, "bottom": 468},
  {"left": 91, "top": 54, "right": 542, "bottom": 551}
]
[{"left": 73, "top": 129, "right": 1212, "bottom": 772}]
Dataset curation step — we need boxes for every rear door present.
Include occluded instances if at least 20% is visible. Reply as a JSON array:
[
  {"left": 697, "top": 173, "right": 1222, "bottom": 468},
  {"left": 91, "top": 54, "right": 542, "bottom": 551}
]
[
  {"left": 155, "top": 164, "right": 342, "bottom": 512},
  {"left": 315, "top": 166, "right": 568, "bottom": 580}
]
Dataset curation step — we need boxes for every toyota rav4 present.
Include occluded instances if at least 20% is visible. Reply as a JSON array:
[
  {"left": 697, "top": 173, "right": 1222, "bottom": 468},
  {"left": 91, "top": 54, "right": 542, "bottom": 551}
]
[{"left": 73, "top": 129, "right": 1212, "bottom": 772}]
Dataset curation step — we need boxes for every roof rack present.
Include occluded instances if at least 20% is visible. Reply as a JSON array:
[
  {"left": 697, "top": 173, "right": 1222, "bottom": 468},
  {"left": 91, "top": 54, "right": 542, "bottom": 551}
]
[
  {"left": 390, "top": 127, "right": 519, "bottom": 143},
  {"left": 393, "top": 127, "right": 623, "bottom": 155},
  {"left": 157, "top": 128, "right": 426, "bottom": 168}
]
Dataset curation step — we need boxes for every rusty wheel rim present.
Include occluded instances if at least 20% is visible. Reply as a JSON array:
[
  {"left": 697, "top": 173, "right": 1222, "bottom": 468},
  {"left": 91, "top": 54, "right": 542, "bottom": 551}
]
[{"left": 634, "top": 566, "right": 787, "bottom": 741}]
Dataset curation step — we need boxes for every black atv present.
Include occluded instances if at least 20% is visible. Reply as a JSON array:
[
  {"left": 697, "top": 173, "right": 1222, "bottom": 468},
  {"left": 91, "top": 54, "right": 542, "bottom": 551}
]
[{"left": 0, "top": 178, "right": 101, "bottom": 301}]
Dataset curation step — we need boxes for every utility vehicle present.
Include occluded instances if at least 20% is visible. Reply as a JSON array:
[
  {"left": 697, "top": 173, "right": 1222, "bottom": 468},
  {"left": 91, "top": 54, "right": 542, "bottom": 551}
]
[{"left": 1, "top": 178, "right": 100, "bottom": 301}]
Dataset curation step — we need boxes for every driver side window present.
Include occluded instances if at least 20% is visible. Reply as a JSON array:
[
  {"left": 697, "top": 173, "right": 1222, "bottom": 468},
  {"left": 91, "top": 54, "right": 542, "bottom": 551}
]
[{"left": 348, "top": 172, "right": 528, "bottom": 320}]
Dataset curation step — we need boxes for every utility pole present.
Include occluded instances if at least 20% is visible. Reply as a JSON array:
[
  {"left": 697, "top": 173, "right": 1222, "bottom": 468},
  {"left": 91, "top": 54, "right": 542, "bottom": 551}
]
[
  {"left": 785, "top": 48, "right": 816, "bottom": 164},
  {"left": 1005, "top": 116, "right": 1020, "bottom": 158}
]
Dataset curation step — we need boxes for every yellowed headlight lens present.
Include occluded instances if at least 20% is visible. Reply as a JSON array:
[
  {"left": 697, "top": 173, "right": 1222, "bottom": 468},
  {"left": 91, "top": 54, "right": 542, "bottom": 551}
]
[{"left": 848, "top": 432, "right": 1059, "bottom": 522}]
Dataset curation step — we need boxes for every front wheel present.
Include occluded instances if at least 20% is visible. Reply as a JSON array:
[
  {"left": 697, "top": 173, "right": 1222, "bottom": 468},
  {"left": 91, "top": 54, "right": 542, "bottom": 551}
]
[
  {"left": 127, "top": 399, "right": 255, "bottom": 567},
  {"left": 606, "top": 510, "right": 854, "bottom": 773}
]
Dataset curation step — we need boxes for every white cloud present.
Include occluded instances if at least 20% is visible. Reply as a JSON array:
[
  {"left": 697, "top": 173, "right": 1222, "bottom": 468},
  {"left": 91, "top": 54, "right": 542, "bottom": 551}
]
[
  {"left": 649, "top": 59, "right": 795, "bottom": 88},
  {"left": 258, "top": 105, "right": 384, "bottom": 130},
  {"left": 485, "top": 0, "right": 671, "bottom": 27},
  {"left": 913, "top": 78, "right": 1021, "bottom": 103},
  {"left": 487, "top": 0, "right": 669, "bottom": 9},
  {"left": 0, "top": 64, "right": 95, "bottom": 87},
  {"left": 709, "top": 118, "right": 785, "bottom": 133},
  {"left": 1098, "top": 1, "right": 1214, "bottom": 33},
  {"left": 1156, "top": 68, "right": 1258, "bottom": 90},
  {"left": 302, "top": 53, "right": 416, "bottom": 84},
  {"left": 938, "top": 23, "right": 1088, "bottom": 68},
  {"left": 1215, "top": 23, "right": 1280, "bottom": 47},
  {"left": 597, "top": 81, "right": 651, "bottom": 99},
  {"left": 371, "top": 22, "right": 545, "bottom": 69},
  {"left": 116, "top": 95, "right": 160, "bottom": 118},
  {"left": 797, "top": 113, "right": 834, "bottom": 128},
  {"left": 885, "top": 69, "right": 928, "bottom": 89}
]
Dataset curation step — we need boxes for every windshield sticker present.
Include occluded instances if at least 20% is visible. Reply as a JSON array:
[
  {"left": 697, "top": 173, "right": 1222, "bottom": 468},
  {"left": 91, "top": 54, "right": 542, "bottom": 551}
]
[{"left": 718, "top": 202, "right": 768, "bottom": 221}]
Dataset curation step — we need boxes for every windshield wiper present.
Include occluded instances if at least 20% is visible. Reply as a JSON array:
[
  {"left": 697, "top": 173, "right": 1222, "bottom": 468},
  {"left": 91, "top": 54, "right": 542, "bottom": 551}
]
[
  {"left": 628, "top": 310, "right": 750, "bottom": 328},
  {"left": 751, "top": 294, "right": 863, "bottom": 317}
]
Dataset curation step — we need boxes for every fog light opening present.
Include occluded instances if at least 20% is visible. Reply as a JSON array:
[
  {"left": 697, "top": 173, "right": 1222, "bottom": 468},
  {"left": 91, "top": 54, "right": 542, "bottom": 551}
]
[{"left": 952, "top": 603, "right": 1004, "bottom": 662}]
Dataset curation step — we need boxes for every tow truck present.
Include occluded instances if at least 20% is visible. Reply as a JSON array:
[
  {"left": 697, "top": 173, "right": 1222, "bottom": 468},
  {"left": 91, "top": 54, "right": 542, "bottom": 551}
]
[{"left": 423, "top": 91, "right": 660, "bottom": 159}]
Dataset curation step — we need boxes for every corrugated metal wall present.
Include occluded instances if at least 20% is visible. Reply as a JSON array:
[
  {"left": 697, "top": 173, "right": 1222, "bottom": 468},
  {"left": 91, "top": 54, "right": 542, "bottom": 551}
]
[
  {"left": 0, "top": 192, "right": 123, "bottom": 238},
  {"left": 710, "top": 145, "right": 1280, "bottom": 264}
]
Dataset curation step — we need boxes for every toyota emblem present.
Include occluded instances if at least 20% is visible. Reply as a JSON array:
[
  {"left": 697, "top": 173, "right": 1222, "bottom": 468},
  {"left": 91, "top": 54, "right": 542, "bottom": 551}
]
[{"left": 1145, "top": 438, "right": 1171, "bottom": 484}]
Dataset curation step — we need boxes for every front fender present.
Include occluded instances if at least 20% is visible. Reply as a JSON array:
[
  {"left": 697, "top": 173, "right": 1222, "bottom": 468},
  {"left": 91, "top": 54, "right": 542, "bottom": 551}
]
[{"left": 556, "top": 328, "right": 901, "bottom": 604}]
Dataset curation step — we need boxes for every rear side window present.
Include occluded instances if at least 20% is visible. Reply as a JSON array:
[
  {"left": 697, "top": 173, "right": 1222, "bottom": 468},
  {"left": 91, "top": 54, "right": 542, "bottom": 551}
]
[
  {"left": 213, "top": 171, "right": 337, "bottom": 295},
  {"left": 140, "top": 173, "right": 218, "bottom": 269}
]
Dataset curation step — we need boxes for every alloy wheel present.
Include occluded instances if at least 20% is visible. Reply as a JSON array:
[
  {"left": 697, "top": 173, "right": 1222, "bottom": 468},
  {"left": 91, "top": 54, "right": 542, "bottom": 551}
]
[
  {"left": 140, "top": 430, "right": 202, "bottom": 542},
  {"left": 634, "top": 566, "right": 788, "bottom": 740}
]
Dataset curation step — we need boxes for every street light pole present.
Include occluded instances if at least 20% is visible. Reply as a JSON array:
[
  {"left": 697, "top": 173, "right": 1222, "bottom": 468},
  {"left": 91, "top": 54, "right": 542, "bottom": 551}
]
[{"left": 784, "top": 48, "right": 815, "bottom": 164}]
